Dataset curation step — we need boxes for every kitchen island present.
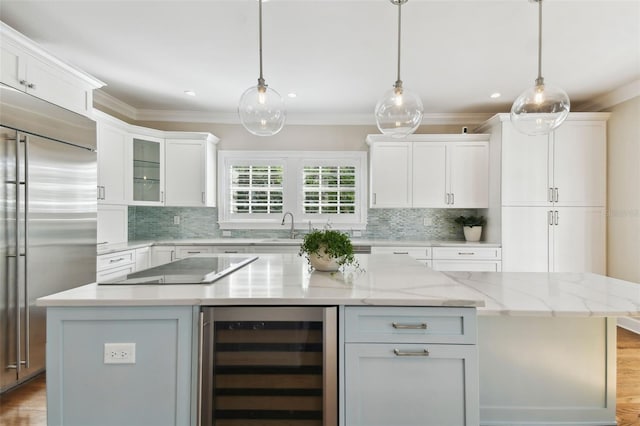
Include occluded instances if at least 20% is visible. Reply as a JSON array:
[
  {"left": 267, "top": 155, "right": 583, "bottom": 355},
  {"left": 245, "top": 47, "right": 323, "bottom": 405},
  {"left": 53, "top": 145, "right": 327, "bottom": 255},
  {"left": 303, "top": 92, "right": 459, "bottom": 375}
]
[{"left": 38, "top": 254, "right": 640, "bottom": 426}]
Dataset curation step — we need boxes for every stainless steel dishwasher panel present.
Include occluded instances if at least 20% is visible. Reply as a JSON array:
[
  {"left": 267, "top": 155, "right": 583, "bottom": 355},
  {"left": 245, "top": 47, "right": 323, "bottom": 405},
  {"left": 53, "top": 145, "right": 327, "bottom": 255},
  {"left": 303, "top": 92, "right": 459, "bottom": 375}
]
[{"left": 201, "top": 306, "right": 337, "bottom": 426}]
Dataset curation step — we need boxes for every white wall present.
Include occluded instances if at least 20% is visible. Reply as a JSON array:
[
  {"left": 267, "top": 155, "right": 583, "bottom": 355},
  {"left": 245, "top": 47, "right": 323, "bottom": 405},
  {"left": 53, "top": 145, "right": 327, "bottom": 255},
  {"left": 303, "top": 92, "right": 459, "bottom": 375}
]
[{"left": 606, "top": 96, "right": 640, "bottom": 284}]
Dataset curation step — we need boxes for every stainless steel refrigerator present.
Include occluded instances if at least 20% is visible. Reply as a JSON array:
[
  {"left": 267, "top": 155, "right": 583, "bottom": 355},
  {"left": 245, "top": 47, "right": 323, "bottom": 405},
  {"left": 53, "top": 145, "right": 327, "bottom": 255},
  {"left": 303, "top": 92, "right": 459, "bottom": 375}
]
[{"left": 1, "top": 83, "right": 97, "bottom": 393}]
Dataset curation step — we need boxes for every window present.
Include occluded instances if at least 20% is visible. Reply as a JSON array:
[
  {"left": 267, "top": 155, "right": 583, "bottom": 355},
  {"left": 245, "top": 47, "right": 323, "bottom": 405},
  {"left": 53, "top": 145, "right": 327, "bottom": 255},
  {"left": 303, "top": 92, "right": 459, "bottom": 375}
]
[
  {"left": 218, "top": 151, "right": 367, "bottom": 229},
  {"left": 230, "top": 165, "right": 283, "bottom": 214}
]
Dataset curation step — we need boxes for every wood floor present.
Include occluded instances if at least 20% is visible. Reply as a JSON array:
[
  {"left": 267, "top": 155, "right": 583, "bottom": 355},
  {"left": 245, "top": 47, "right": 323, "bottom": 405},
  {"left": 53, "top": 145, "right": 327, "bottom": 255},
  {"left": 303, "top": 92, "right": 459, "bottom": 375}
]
[
  {"left": 618, "top": 327, "right": 640, "bottom": 426},
  {"left": 1, "top": 327, "right": 639, "bottom": 426}
]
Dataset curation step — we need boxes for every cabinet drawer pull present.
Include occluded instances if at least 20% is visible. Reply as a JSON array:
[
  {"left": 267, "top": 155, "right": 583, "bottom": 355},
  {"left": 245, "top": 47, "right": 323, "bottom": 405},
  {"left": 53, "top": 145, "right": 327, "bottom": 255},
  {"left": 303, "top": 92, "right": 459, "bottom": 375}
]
[
  {"left": 224, "top": 250, "right": 238, "bottom": 253},
  {"left": 187, "top": 251, "right": 201, "bottom": 254},
  {"left": 457, "top": 252, "right": 475, "bottom": 256},
  {"left": 392, "top": 322, "right": 427, "bottom": 330},
  {"left": 109, "top": 257, "right": 126, "bottom": 264},
  {"left": 392, "top": 251, "right": 409, "bottom": 255},
  {"left": 393, "top": 348, "right": 430, "bottom": 357}
]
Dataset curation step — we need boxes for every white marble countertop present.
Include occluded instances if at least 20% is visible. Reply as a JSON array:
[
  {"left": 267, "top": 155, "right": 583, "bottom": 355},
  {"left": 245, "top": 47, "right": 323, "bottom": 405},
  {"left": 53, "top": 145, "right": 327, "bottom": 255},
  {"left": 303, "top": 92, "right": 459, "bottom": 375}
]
[
  {"left": 97, "top": 238, "right": 501, "bottom": 255},
  {"left": 40, "top": 254, "right": 485, "bottom": 308},
  {"left": 39, "top": 254, "right": 640, "bottom": 317},
  {"left": 444, "top": 271, "right": 640, "bottom": 317}
]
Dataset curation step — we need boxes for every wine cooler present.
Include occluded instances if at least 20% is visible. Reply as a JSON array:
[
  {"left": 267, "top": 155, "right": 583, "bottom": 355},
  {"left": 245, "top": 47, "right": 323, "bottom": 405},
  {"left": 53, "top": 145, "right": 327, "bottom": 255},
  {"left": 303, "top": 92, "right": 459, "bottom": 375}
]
[{"left": 200, "top": 307, "right": 337, "bottom": 426}]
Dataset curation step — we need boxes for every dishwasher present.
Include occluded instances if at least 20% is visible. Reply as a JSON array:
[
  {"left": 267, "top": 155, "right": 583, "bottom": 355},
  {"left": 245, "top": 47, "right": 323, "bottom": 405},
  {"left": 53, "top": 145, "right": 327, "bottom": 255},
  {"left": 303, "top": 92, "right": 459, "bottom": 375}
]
[{"left": 200, "top": 307, "right": 337, "bottom": 426}]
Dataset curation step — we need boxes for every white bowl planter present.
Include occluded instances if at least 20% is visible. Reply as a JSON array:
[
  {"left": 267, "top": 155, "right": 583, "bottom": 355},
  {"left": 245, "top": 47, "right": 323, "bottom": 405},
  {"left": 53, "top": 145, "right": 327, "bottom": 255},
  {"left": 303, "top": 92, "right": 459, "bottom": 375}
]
[
  {"left": 309, "top": 247, "right": 343, "bottom": 272},
  {"left": 463, "top": 226, "right": 482, "bottom": 242}
]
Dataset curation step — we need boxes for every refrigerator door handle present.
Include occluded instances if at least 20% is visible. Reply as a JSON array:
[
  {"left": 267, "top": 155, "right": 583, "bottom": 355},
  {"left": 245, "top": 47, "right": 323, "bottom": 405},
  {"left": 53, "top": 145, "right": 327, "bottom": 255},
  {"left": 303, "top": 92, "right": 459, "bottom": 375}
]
[
  {"left": 22, "top": 135, "right": 30, "bottom": 369},
  {"left": 11, "top": 134, "right": 22, "bottom": 373}
]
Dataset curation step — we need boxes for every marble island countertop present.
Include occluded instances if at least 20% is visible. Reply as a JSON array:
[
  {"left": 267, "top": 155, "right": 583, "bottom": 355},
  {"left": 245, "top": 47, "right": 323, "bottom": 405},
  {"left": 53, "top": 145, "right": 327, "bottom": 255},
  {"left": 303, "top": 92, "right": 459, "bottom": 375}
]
[{"left": 39, "top": 254, "right": 640, "bottom": 317}]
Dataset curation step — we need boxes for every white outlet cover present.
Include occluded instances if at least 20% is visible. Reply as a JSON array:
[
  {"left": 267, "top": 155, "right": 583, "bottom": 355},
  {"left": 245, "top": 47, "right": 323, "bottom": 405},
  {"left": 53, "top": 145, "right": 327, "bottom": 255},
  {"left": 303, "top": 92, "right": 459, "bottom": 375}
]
[{"left": 104, "top": 343, "right": 136, "bottom": 364}]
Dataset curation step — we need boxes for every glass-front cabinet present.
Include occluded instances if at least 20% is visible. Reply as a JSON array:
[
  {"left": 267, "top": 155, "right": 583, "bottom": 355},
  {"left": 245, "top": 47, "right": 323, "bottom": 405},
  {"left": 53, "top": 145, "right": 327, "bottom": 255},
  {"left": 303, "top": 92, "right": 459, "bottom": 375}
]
[{"left": 131, "top": 135, "right": 164, "bottom": 205}]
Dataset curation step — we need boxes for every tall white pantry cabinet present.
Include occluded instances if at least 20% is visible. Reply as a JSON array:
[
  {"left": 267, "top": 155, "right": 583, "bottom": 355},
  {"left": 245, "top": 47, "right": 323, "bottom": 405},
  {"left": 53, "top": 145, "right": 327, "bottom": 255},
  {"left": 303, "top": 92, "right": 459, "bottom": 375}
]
[{"left": 477, "top": 113, "right": 610, "bottom": 273}]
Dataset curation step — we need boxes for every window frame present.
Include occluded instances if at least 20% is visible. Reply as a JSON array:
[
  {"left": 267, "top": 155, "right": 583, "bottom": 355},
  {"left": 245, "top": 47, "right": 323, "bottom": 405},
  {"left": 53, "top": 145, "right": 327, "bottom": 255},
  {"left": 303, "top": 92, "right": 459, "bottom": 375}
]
[{"left": 218, "top": 151, "right": 368, "bottom": 230}]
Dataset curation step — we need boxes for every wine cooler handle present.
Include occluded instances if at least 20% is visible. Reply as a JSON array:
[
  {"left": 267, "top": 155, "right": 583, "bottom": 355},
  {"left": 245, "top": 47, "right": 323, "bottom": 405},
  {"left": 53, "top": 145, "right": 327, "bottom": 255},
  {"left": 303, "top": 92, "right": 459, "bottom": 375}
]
[{"left": 197, "top": 311, "right": 204, "bottom": 426}]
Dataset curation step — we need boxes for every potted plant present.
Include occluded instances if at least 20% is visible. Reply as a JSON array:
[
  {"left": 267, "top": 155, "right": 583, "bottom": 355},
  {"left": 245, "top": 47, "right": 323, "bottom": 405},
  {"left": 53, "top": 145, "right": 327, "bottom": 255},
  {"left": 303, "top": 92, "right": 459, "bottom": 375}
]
[
  {"left": 299, "top": 228, "right": 360, "bottom": 272},
  {"left": 454, "top": 215, "right": 486, "bottom": 242}
]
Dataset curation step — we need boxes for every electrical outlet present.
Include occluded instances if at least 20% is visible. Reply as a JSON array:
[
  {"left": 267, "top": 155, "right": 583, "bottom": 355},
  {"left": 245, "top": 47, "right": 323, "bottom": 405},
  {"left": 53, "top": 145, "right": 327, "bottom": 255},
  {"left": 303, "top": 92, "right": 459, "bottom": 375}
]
[
  {"left": 423, "top": 217, "right": 433, "bottom": 226},
  {"left": 173, "top": 215, "right": 180, "bottom": 225},
  {"left": 352, "top": 230, "right": 362, "bottom": 237},
  {"left": 222, "top": 230, "right": 231, "bottom": 237},
  {"left": 104, "top": 343, "right": 136, "bottom": 364}
]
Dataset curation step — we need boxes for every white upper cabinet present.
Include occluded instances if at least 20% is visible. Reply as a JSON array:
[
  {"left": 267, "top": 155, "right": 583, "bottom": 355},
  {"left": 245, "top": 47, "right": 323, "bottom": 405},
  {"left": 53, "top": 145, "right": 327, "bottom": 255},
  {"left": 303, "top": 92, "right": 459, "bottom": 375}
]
[
  {"left": 500, "top": 119, "right": 607, "bottom": 207},
  {"left": 131, "top": 134, "right": 165, "bottom": 206},
  {"left": 165, "top": 135, "right": 219, "bottom": 207},
  {"left": 369, "top": 142, "right": 412, "bottom": 208},
  {"left": 551, "top": 121, "right": 607, "bottom": 207},
  {"left": 0, "top": 22, "right": 104, "bottom": 117},
  {"left": 368, "top": 134, "right": 490, "bottom": 209},
  {"left": 449, "top": 142, "right": 489, "bottom": 208},
  {"left": 412, "top": 143, "right": 447, "bottom": 207},
  {"left": 97, "top": 120, "right": 128, "bottom": 205},
  {"left": 94, "top": 111, "right": 218, "bottom": 207}
]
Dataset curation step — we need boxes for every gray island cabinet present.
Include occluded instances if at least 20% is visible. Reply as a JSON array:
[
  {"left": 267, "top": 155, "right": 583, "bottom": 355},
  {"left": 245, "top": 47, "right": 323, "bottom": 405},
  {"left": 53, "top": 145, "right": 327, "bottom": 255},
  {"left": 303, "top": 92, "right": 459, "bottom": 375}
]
[{"left": 39, "top": 254, "right": 640, "bottom": 426}]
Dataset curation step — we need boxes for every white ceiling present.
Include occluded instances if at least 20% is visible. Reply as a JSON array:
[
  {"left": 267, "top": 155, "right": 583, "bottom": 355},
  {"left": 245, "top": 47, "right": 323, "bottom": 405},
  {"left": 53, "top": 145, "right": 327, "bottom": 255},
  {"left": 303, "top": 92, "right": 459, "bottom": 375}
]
[{"left": 1, "top": 0, "right": 639, "bottom": 124}]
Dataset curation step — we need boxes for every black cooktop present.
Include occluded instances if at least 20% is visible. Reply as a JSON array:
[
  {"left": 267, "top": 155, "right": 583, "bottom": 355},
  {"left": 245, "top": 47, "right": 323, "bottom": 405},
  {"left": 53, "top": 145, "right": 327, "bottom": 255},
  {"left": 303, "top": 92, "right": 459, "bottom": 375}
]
[{"left": 98, "top": 256, "right": 258, "bottom": 285}]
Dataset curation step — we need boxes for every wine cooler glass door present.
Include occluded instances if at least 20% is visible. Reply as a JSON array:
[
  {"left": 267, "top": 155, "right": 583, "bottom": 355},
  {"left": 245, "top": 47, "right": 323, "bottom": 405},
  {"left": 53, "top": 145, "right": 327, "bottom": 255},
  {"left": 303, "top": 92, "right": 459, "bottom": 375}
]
[{"left": 201, "top": 307, "right": 337, "bottom": 426}]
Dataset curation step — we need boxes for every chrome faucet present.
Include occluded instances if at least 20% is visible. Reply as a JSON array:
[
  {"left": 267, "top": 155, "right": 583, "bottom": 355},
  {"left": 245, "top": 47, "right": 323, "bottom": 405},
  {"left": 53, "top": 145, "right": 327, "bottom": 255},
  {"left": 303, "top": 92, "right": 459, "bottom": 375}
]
[{"left": 281, "top": 211, "right": 296, "bottom": 239}]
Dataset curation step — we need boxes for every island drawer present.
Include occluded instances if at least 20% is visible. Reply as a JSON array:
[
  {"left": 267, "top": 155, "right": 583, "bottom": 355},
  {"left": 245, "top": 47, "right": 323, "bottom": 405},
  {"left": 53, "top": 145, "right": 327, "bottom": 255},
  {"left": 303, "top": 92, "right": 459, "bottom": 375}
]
[
  {"left": 344, "top": 307, "right": 476, "bottom": 344},
  {"left": 432, "top": 246, "right": 501, "bottom": 260}
]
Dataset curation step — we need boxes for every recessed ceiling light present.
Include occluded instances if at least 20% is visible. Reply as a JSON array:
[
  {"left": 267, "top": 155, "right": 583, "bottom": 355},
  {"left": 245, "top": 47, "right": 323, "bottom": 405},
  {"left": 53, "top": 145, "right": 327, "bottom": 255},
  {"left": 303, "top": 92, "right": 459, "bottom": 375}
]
[
  {"left": 490, "top": 92, "right": 501, "bottom": 99},
  {"left": 287, "top": 92, "right": 297, "bottom": 98},
  {"left": 184, "top": 90, "right": 196, "bottom": 96}
]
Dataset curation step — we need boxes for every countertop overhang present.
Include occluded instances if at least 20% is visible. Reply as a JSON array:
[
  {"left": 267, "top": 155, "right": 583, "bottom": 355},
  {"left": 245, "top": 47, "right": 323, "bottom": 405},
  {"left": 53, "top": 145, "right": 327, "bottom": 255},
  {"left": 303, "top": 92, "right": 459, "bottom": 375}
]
[{"left": 39, "top": 254, "right": 640, "bottom": 317}]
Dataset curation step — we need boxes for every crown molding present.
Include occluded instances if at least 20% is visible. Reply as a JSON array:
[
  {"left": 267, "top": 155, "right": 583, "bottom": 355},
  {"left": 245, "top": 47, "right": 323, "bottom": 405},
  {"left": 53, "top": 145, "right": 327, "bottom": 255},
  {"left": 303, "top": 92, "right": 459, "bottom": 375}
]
[
  {"left": 93, "top": 94, "right": 496, "bottom": 127},
  {"left": 94, "top": 90, "right": 139, "bottom": 119},
  {"left": 576, "top": 79, "right": 640, "bottom": 112}
]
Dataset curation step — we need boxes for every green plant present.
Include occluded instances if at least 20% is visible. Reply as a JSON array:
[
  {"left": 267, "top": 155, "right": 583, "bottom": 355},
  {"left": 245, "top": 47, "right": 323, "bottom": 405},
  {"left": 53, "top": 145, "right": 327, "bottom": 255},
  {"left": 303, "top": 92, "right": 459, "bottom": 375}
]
[
  {"left": 298, "top": 228, "right": 360, "bottom": 270},
  {"left": 453, "top": 215, "right": 486, "bottom": 227}
]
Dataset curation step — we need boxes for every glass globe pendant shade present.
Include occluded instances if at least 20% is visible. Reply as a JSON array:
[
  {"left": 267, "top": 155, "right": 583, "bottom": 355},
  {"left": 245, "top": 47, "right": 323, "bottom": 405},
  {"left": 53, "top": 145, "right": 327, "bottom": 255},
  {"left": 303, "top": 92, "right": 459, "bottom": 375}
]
[
  {"left": 510, "top": 80, "right": 570, "bottom": 136},
  {"left": 238, "top": 83, "right": 286, "bottom": 137},
  {"left": 374, "top": 86, "right": 424, "bottom": 138}
]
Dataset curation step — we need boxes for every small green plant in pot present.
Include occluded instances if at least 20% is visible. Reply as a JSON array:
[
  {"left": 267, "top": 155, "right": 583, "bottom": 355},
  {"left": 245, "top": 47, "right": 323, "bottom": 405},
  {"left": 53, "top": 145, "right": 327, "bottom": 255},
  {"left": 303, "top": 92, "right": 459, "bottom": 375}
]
[
  {"left": 299, "top": 228, "right": 360, "bottom": 272},
  {"left": 453, "top": 216, "right": 486, "bottom": 242}
]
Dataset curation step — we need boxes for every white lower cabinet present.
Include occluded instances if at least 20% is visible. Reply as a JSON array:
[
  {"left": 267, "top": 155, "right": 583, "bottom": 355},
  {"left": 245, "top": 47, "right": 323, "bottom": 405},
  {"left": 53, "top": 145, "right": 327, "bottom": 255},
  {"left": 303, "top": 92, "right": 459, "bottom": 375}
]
[
  {"left": 150, "top": 245, "right": 176, "bottom": 267},
  {"left": 502, "top": 206, "right": 605, "bottom": 273},
  {"left": 343, "top": 307, "right": 479, "bottom": 426},
  {"left": 431, "top": 247, "right": 502, "bottom": 272},
  {"left": 135, "top": 247, "right": 150, "bottom": 271},
  {"left": 371, "top": 246, "right": 432, "bottom": 267},
  {"left": 96, "top": 249, "right": 136, "bottom": 282},
  {"left": 210, "top": 245, "right": 248, "bottom": 254},
  {"left": 175, "top": 245, "right": 213, "bottom": 259}
]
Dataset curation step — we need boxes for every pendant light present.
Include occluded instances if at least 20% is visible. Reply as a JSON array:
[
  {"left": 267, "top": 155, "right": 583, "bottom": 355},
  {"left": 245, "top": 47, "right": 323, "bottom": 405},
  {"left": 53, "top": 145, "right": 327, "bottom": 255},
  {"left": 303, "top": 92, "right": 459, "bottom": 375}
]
[
  {"left": 374, "top": 0, "right": 423, "bottom": 138},
  {"left": 238, "top": 0, "right": 286, "bottom": 136},
  {"left": 510, "top": 0, "right": 570, "bottom": 136}
]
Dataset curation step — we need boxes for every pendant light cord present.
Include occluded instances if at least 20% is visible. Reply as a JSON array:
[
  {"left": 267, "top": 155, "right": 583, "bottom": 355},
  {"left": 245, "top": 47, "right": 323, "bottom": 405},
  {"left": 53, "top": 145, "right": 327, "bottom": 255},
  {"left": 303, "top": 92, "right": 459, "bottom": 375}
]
[
  {"left": 395, "top": 0, "right": 403, "bottom": 88},
  {"left": 536, "top": 0, "right": 544, "bottom": 85},
  {"left": 258, "top": 0, "right": 265, "bottom": 87}
]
